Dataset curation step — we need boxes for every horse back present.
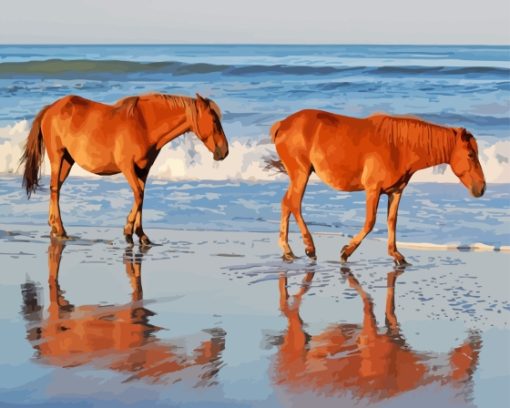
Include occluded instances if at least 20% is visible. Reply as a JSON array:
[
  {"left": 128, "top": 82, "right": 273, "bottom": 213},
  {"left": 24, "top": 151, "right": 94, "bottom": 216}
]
[
  {"left": 42, "top": 95, "right": 143, "bottom": 139},
  {"left": 276, "top": 109, "right": 372, "bottom": 142},
  {"left": 275, "top": 109, "right": 406, "bottom": 191},
  {"left": 275, "top": 109, "right": 376, "bottom": 160},
  {"left": 46, "top": 95, "right": 139, "bottom": 122}
]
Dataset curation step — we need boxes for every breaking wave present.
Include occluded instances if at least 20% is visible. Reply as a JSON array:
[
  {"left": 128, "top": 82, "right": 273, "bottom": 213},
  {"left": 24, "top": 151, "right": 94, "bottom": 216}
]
[{"left": 1, "top": 120, "right": 509, "bottom": 183}]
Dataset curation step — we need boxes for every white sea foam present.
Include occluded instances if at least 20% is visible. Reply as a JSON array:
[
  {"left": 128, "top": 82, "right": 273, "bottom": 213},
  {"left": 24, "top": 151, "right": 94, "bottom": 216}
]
[
  {"left": 1, "top": 120, "right": 509, "bottom": 183},
  {"left": 317, "top": 232, "right": 510, "bottom": 252},
  {"left": 389, "top": 240, "right": 510, "bottom": 252}
]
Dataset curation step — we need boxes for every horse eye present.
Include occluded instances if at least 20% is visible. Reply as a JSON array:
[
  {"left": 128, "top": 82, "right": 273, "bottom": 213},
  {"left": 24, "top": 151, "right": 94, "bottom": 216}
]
[{"left": 468, "top": 152, "right": 475, "bottom": 159}]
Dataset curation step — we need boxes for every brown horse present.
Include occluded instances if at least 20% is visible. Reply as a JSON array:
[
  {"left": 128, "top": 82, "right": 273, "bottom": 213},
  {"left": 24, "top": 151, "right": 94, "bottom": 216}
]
[
  {"left": 20, "top": 93, "right": 229, "bottom": 244},
  {"left": 270, "top": 110, "right": 486, "bottom": 264}
]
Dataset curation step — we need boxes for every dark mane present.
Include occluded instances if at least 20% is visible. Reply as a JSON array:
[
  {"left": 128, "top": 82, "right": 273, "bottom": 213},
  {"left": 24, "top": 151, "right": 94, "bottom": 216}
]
[
  {"left": 159, "top": 93, "right": 222, "bottom": 119},
  {"left": 115, "top": 93, "right": 222, "bottom": 127},
  {"left": 371, "top": 114, "right": 456, "bottom": 163},
  {"left": 140, "top": 93, "right": 200, "bottom": 128}
]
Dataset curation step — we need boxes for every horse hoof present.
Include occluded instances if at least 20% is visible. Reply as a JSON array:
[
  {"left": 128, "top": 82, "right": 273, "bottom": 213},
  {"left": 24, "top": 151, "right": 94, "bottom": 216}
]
[
  {"left": 140, "top": 236, "right": 152, "bottom": 247},
  {"left": 340, "top": 245, "right": 350, "bottom": 263},
  {"left": 395, "top": 258, "right": 411, "bottom": 267},
  {"left": 282, "top": 252, "right": 296, "bottom": 262},
  {"left": 305, "top": 248, "right": 317, "bottom": 260},
  {"left": 340, "top": 266, "right": 351, "bottom": 274},
  {"left": 125, "top": 235, "right": 134, "bottom": 245},
  {"left": 50, "top": 231, "right": 69, "bottom": 241}
]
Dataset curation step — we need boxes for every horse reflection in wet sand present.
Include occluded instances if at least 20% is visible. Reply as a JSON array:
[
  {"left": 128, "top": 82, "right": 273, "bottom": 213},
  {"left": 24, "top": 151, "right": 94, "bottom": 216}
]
[
  {"left": 269, "top": 269, "right": 481, "bottom": 404},
  {"left": 21, "top": 240, "right": 226, "bottom": 385},
  {"left": 20, "top": 93, "right": 229, "bottom": 245},
  {"left": 269, "top": 111, "right": 486, "bottom": 264}
]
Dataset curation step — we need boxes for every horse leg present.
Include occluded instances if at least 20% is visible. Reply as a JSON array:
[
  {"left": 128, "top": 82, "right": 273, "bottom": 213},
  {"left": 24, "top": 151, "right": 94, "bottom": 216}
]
[
  {"left": 122, "top": 165, "right": 146, "bottom": 245},
  {"left": 279, "top": 168, "right": 314, "bottom": 260},
  {"left": 387, "top": 191, "right": 408, "bottom": 265},
  {"left": 48, "top": 154, "right": 73, "bottom": 238},
  {"left": 286, "top": 168, "right": 316, "bottom": 259},
  {"left": 341, "top": 188, "right": 380, "bottom": 262},
  {"left": 279, "top": 190, "right": 294, "bottom": 260},
  {"left": 124, "top": 201, "right": 138, "bottom": 244},
  {"left": 133, "top": 173, "right": 151, "bottom": 246},
  {"left": 48, "top": 158, "right": 61, "bottom": 237}
]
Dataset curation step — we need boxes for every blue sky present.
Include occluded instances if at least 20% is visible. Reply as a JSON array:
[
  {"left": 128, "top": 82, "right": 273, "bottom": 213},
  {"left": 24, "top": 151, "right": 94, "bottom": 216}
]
[{"left": 1, "top": 0, "right": 509, "bottom": 44}]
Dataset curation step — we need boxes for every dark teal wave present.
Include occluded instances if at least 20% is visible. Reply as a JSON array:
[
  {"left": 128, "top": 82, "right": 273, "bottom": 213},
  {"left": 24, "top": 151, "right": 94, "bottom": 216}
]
[
  {"left": 0, "top": 59, "right": 228, "bottom": 77},
  {"left": 0, "top": 59, "right": 508, "bottom": 79}
]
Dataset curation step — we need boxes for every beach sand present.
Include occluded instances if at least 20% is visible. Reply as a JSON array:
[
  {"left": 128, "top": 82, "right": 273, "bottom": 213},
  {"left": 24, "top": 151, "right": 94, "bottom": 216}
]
[{"left": 0, "top": 224, "right": 509, "bottom": 408}]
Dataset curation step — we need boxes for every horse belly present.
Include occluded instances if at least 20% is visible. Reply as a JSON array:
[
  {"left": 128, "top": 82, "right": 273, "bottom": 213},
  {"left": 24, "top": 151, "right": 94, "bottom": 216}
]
[
  {"left": 315, "top": 166, "right": 363, "bottom": 191},
  {"left": 67, "top": 142, "right": 121, "bottom": 175},
  {"left": 76, "top": 158, "right": 121, "bottom": 175},
  {"left": 311, "top": 146, "right": 364, "bottom": 191}
]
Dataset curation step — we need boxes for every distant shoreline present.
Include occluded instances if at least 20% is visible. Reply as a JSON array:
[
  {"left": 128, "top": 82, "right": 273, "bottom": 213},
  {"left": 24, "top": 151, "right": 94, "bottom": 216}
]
[{"left": 1, "top": 43, "right": 509, "bottom": 47}]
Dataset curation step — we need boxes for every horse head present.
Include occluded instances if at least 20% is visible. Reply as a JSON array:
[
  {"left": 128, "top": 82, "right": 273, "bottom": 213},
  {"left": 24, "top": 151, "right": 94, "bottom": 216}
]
[
  {"left": 193, "top": 94, "right": 229, "bottom": 161},
  {"left": 450, "top": 129, "right": 486, "bottom": 197}
]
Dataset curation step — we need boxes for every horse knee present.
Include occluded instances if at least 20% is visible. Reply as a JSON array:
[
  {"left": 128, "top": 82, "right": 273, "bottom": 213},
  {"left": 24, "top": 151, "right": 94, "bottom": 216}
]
[{"left": 49, "top": 185, "right": 59, "bottom": 196}]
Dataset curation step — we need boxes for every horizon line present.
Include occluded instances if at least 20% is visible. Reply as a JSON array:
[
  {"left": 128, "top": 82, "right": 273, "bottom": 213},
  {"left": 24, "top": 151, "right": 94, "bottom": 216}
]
[{"left": 0, "top": 43, "right": 509, "bottom": 47}]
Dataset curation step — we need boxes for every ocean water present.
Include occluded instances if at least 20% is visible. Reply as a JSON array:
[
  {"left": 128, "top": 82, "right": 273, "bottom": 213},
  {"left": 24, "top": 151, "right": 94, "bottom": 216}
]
[
  {"left": 0, "top": 177, "right": 508, "bottom": 248},
  {"left": 0, "top": 46, "right": 509, "bottom": 408},
  {"left": 0, "top": 45, "right": 509, "bottom": 247},
  {"left": 0, "top": 45, "right": 509, "bottom": 181}
]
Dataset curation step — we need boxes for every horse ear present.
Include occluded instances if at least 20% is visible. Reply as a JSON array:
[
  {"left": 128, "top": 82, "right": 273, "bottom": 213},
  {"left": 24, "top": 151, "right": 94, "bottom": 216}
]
[
  {"left": 458, "top": 128, "right": 470, "bottom": 142},
  {"left": 195, "top": 93, "right": 208, "bottom": 111},
  {"left": 456, "top": 128, "right": 468, "bottom": 142}
]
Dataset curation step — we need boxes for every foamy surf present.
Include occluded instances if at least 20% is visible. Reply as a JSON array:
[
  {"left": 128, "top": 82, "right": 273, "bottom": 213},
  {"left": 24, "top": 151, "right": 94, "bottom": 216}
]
[
  {"left": 379, "top": 240, "right": 510, "bottom": 253},
  {"left": 315, "top": 232, "right": 510, "bottom": 253},
  {"left": 1, "top": 120, "right": 510, "bottom": 183}
]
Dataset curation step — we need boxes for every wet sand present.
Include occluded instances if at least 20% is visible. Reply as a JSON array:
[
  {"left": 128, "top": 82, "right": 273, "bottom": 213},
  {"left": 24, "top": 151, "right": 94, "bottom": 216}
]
[{"left": 0, "top": 224, "right": 509, "bottom": 408}]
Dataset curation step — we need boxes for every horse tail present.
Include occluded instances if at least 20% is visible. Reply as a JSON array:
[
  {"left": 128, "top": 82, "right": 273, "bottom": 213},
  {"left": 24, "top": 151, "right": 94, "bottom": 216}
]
[
  {"left": 270, "top": 120, "right": 282, "bottom": 143},
  {"left": 265, "top": 120, "right": 288, "bottom": 174},
  {"left": 263, "top": 157, "right": 287, "bottom": 174},
  {"left": 21, "top": 106, "right": 49, "bottom": 198}
]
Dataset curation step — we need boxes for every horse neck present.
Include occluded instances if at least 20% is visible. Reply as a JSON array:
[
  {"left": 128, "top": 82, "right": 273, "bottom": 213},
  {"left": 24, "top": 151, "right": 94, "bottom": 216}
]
[
  {"left": 391, "top": 119, "right": 457, "bottom": 172},
  {"left": 141, "top": 97, "right": 193, "bottom": 149}
]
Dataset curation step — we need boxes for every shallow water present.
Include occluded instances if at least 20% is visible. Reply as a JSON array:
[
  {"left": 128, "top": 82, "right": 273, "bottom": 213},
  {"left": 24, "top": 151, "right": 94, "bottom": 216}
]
[
  {"left": 0, "top": 44, "right": 509, "bottom": 407},
  {"left": 0, "top": 225, "right": 508, "bottom": 407},
  {"left": 1, "top": 176, "right": 509, "bottom": 248}
]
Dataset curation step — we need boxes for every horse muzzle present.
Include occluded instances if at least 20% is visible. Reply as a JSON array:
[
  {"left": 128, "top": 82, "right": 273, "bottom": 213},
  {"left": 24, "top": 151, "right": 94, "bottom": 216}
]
[
  {"left": 213, "top": 146, "right": 229, "bottom": 161},
  {"left": 471, "top": 181, "right": 486, "bottom": 198}
]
